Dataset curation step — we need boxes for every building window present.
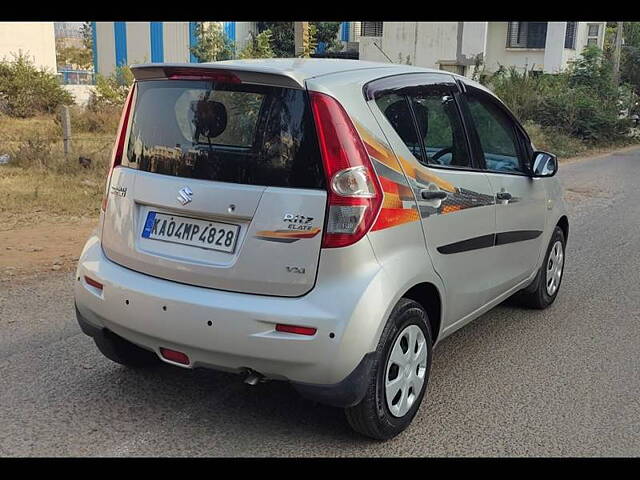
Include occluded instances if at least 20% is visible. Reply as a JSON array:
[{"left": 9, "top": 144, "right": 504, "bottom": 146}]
[
  {"left": 361, "top": 22, "right": 383, "bottom": 37},
  {"left": 587, "top": 24, "right": 600, "bottom": 46},
  {"left": 506, "top": 22, "right": 547, "bottom": 49},
  {"left": 564, "top": 21, "right": 577, "bottom": 49}
]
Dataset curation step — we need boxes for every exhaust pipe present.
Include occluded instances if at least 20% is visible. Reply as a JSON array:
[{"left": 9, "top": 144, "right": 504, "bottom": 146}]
[{"left": 243, "top": 369, "right": 265, "bottom": 386}]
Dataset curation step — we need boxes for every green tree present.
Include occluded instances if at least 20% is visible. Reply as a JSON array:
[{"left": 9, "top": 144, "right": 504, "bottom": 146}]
[
  {"left": 190, "top": 22, "right": 235, "bottom": 62},
  {"left": 56, "top": 38, "right": 93, "bottom": 70},
  {"left": 239, "top": 30, "right": 274, "bottom": 59},
  {"left": 299, "top": 23, "right": 317, "bottom": 57},
  {"left": 0, "top": 52, "right": 73, "bottom": 117},
  {"left": 256, "top": 22, "right": 294, "bottom": 57},
  {"left": 80, "top": 22, "right": 93, "bottom": 51},
  {"left": 621, "top": 22, "right": 640, "bottom": 96},
  {"left": 312, "top": 22, "right": 342, "bottom": 51}
]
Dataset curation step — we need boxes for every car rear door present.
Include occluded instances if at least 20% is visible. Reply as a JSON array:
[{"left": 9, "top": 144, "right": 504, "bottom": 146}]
[
  {"left": 100, "top": 68, "right": 327, "bottom": 297},
  {"left": 365, "top": 73, "right": 497, "bottom": 328},
  {"left": 459, "top": 83, "right": 547, "bottom": 296}
]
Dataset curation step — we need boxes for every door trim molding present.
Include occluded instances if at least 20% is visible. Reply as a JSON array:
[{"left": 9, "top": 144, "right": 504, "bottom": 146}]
[{"left": 437, "top": 230, "right": 542, "bottom": 254}]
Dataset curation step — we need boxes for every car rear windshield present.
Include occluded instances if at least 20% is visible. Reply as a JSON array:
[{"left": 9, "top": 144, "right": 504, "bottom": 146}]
[{"left": 123, "top": 80, "right": 325, "bottom": 189}]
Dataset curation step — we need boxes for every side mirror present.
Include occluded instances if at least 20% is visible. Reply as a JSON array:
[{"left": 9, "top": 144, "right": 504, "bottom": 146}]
[{"left": 531, "top": 151, "right": 558, "bottom": 177}]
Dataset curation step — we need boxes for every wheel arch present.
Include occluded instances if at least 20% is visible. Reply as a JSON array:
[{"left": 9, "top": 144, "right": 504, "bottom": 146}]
[
  {"left": 401, "top": 282, "right": 442, "bottom": 344},
  {"left": 557, "top": 215, "right": 569, "bottom": 241}
]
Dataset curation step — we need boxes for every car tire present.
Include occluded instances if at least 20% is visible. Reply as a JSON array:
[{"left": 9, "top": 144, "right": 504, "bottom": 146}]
[
  {"left": 94, "top": 330, "right": 161, "bottom": 368},
  {"left": 517, "top": 226, "right": 566, "bottom": 309},
  {"left": 345, "top": 298, "right": 433, "bottom": 440}
]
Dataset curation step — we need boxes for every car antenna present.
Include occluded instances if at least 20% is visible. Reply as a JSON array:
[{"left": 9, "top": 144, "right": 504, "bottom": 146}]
[{"left": 373, "top": 41, "right": 393, "bottom": 63}]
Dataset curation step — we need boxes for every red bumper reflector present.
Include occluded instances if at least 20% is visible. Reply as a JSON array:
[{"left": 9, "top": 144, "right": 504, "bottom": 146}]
[
  {"left": 275, "top": 324, "right": 317, "bottom": 336},
  {"left": 84, "top": 276, "right": 103, "bottom": 290},
  {"left": 159, "top": 348, "right": 190, "bottom": 365}
]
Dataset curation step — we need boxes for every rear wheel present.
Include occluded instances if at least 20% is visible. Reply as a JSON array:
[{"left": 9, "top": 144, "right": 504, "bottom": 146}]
[
  {"left": 94, "top": 330, "right": 160, "bottom": 368},
  {"left": 345, "top": 298, "right": 432, "bottom": 440},
  {"left": 517, "top": 226, "right": 566, "bottom": 309}
]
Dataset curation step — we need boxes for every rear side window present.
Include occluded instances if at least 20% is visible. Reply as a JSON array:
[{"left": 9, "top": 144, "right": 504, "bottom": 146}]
[
  {"left": 124, "top": 80, "right": 325, "bottom": 189},
  {"left": 408, "top": 92, "right": 471, "bottom": 168},
  {"left": 375, "top": 94, "right": 425, "bottom": 163},
  {"left": 375, "top": 88, "right": 471, "bottom": 168}
]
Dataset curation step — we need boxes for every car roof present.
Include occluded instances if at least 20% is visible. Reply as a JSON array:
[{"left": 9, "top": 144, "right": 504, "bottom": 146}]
[{"left": 130, "top": 58, "right": 451, "bottom": 88}]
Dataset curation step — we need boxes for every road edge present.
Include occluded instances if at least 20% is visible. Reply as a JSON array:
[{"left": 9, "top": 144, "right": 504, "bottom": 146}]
[{"left": 560, "top": 142, "right": 640, "bottom": 165}]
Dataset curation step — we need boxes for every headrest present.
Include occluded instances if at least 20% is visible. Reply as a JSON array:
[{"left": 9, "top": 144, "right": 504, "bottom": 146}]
[{"left": 191, "top": 99, "right": 228, "bottom": 139}]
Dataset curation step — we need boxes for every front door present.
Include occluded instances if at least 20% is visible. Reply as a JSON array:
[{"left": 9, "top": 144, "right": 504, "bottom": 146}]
[{"left": 461, "top": 86, "right": 547, "bottom": 297}]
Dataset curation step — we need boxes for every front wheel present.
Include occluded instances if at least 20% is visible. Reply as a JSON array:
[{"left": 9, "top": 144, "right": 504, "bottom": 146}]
[
  {"left": 345, "top": 298, "right": 433, "bottom": 440},
  {"left": 517, "top": 226, "right": 566, "bottom": 309}
]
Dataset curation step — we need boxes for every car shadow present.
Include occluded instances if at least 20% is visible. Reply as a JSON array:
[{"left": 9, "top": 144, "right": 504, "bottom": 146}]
[{"left": 68, "top": 294, "right": 560, "bottom": 450}]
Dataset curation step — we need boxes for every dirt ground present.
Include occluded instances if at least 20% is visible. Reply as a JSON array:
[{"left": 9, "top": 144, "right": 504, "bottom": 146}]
[{"left": 0, "top": 216, "right": 97, "bottom": 281}]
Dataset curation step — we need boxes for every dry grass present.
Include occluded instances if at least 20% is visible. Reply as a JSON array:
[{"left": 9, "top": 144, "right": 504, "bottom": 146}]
[
  {"left": 0, "top": 113, "right": 116, "bottom": 229},
  {"left": 523, "top": 120, "right": 640, "bottom": 160}
]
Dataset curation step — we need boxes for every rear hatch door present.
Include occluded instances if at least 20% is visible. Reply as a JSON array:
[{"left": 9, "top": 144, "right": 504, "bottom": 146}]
[{"left": 101, "top": 70, "right": 326, "bottom": 296}]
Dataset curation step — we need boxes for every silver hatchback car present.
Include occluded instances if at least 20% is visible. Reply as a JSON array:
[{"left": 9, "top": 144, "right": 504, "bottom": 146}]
[{"left": 74, "top": 59, "right": 568, "bottom": 440}]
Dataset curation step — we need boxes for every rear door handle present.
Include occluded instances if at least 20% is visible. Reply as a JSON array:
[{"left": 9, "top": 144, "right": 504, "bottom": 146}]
[
  {"left": 496, "top": 191, "right": 512, "bottom": 201},
  {"left": 420, "top": 189, "right": 448, "bottom": 200}
]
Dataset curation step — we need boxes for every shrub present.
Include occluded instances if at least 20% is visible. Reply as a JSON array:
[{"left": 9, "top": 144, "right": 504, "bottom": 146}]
[
  {"left": 488, "top": 65, "right": 548, "bottom": 121},
  {"left": 68, "top": 104, "right": 121, "bottom": 134},
  {"left": 88, "top": 65, "right": 133, "bottom": 110},
  {"left": 0, "top": 52, "right": 73, "bottom": 117},
  {"left": 485, "top": 47, "right": 633, "bottom": 144},
  {"left": 523, "top": 120, "right": 587, "bottom": 158},
  {"left": 11, "top": 133, "right": 52, "bottom": 168}
]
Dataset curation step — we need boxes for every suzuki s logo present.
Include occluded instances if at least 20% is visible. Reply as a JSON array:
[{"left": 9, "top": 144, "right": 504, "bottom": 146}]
[{"left": 177, "top": 187, "right": 193, "bottom": 206}]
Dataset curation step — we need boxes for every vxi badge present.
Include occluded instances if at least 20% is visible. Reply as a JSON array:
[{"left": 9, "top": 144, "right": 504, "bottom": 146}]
[{"left": 283, "top": 213, "right": 314, "bottom": 231}]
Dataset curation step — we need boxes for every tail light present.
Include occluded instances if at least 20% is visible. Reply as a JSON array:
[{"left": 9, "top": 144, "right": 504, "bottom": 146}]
[
  {"left": 101, "top": 83, "right": 136, "bottom": 212},
  {"left": 309, "top": 91, "right": 383, "bottom": 248}
]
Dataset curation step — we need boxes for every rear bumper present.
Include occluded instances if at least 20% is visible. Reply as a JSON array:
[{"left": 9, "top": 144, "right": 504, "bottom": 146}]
[
  {"left": 76, "top": 305, "right": 374, "bottom": 407},
  {"left": 74, "top": 234, "right": 389, "bottom": 405}
]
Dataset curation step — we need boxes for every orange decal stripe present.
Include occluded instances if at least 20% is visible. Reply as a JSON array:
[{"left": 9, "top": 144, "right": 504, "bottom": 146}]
[
  {"left": 371, "top": 208, "right": 420, "bottom": 232},
  {"left": 379, "top": 175, "right": 400, "bottom": 194},
  {"left": 440, "top": 204, "right": 462, "bottom": 214},
  {"left": 382, "top": 193, "right": 404, "bottom": 209},
  {"left": 355, "top": 122, "right": 456, "bottom": 193},
  {"left": 256, "top": 228, "right": 321, "bottom": 239}
]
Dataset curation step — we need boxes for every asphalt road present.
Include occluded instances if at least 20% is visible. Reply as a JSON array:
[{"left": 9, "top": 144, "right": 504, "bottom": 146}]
[{"left": 1, "top": 148, "right": 639, "bottom": 457}]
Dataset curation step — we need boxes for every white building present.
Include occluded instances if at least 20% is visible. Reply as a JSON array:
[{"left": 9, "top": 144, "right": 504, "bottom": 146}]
[
  {"left": 0, "top": 22, "right": 57, "bottom": 72},
  {"left": 92, "top": 21, "right": 256, "bottom": 76},
  {"left": 356, "top": 21, "right": 607, "bottom": 76},
  {"left": 92, "top": 22, "right": 357, "bottom": 76}
]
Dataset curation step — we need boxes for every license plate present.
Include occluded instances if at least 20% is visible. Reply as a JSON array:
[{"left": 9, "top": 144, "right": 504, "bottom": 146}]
[{"left": 142, "top": 212, "right": 239, "bottom": 253}]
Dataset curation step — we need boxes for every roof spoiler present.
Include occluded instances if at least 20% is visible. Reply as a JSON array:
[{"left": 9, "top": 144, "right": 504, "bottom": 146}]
[{"left": 130, "top": 63, "right": 305, "bottom": 89}]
